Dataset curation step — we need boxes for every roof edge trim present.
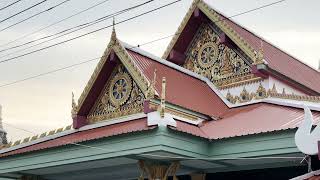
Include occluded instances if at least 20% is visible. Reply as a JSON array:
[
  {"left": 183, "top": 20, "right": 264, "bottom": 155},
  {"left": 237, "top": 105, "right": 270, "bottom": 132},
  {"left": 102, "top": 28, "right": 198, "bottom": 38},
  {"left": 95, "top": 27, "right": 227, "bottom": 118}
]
[{"left": 0, "top": 113, "right": 147, "bottom": 155}]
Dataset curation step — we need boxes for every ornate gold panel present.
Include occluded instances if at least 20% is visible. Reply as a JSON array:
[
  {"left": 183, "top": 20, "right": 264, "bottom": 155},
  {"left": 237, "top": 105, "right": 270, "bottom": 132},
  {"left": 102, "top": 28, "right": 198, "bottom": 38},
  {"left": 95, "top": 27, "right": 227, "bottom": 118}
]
[
  {"left": 87, "top": 64, "right": 145, "bottom": 123},
  {"left": 184, "top": 23, "right": 258, "bottom": 87}
]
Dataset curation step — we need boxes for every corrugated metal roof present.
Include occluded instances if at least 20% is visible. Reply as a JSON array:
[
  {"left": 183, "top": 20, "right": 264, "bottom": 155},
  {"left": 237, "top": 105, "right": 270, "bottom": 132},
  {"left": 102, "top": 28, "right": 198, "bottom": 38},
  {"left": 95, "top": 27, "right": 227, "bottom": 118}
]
[
  {"left": 170, "top": 103, "right": 320, "bottom": 140},
  {"left": 216, "top": 11, "right": 320, "bottom": 94},
  {"left": 127, "top": 50, "right": 229, "bottom": 117},
  {"left": 0, "top": 118, "right": 154, "bottom": 157}
]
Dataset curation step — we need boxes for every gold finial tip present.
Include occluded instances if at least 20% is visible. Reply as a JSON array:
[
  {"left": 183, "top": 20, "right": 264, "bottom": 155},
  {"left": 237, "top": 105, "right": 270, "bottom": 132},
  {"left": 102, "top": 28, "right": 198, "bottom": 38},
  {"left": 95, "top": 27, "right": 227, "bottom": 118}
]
[{"left": 111, "top": 17, "right": 117, "bottom": 40}]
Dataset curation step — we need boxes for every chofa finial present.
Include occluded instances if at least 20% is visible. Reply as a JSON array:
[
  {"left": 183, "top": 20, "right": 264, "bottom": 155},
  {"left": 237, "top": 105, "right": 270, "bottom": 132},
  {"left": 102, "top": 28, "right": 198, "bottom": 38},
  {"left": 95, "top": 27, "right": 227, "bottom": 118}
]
[
  {"left": 71, "top": 92, "right": 78, "bottom": 118},
  {"left": 146, "top": 69, "right": 157, "bottom": 99},
  {"left": 254, "top": 40, "right": 264, "bottom": 65},
  {"left": 159, "top": 77, "right": 166, "bottom": 118}
]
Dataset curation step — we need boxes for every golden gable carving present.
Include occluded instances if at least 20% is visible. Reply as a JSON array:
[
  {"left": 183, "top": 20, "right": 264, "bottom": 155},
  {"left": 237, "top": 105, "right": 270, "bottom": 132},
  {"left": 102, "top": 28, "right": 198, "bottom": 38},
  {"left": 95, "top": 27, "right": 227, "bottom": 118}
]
[
  {"left": 87, "top": 64, "right": 145, "bottom": 123},
  {"left": 184, "top": 23, "right": 258, "bottom": 88}
]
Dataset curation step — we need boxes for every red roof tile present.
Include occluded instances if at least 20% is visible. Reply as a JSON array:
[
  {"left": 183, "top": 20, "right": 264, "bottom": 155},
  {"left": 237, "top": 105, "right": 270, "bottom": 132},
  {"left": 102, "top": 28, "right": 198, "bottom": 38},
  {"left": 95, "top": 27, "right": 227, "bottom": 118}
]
[
  {"left": 127, "top": 50, "right": 229, "bottom": 117},
  {"left": 171, "top": 103, "right": 320, "bottom": 139},
  {"left": 217, "top": 11, "right": 320, "bottom": 94},
  {"left": 0, "top": 118, "right": 154, "bottom": 157}
]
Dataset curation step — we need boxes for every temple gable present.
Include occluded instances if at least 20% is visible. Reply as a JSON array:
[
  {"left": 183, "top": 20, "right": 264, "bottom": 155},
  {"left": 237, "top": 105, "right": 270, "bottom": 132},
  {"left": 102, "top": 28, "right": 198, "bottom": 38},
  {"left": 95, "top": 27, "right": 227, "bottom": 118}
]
[
  {"left": 183, "top": 23, "right": 259, "bottom": 88},
  {"left": 87, "top": 64, "right": 145, "bottom": 124}
]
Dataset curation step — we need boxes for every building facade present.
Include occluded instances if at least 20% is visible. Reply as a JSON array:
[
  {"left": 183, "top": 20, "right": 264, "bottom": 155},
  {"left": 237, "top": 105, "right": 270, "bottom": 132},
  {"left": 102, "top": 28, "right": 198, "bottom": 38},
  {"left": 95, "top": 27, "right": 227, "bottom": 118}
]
[{"left": 0, "top": 0, "right": 320, "bottom": 179}]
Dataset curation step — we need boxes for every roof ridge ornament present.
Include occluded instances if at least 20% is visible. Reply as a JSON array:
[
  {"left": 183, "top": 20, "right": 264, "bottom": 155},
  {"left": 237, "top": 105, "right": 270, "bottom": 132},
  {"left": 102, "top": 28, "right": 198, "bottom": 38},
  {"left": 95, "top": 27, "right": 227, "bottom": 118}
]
[
  {"left": 71, "top": 92, "right": 78, "bottom": 118},
  {"left": 111, "top": 17, "right": 117, "bottom": 42},
  {"left": 0, "top": 105, "right": 8, "bottom": 146},
  {"left": 254, "top": 40, "right": 264, "bottom": 65},
  {"left": 146, "top": 69, "right": 157, "bottom": 99}
]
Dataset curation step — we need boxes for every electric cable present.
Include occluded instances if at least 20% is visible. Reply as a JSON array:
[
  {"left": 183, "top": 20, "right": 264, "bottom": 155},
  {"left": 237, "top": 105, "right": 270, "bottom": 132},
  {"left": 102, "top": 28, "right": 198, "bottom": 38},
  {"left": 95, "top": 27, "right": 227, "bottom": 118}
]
[
  {"left": 0, "top": 0, "right": 48, "bottom": 24},
  {"left": 0, "top": 0, "right": 288, "bottom": 88},
  {"left": 0, "top": 0, "right": 155, "bottom": 54},
  {"left": 0, "top": 0, "right": 73, "bottom": 32},
  {"left": 0, "top": 0, "right": 182, "bottom": 64},
  {"left": 0, "top": 0, "right": 112, "bottom": 48},
  {"left": 0, "top": 0, "right": 23, "bottom": 11}
]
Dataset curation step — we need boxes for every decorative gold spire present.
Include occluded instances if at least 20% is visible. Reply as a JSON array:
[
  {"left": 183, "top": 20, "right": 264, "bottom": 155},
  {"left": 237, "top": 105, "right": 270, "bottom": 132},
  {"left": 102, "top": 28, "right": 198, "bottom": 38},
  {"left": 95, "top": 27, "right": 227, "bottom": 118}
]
[
  {"left": 111, "top": 17, "right": 117, "bottom": 41},
  {"left": 71, "top": 92, "right": 78, "bottom": 118},
  {"left": 159, "top": 77, "right": 166, "bottom": 118},
  {"left": 254, "top": 40, "right": 264, "bottom": 65},
  {"left": 146, "top": 69, "right": 157, "bottom": 99}
]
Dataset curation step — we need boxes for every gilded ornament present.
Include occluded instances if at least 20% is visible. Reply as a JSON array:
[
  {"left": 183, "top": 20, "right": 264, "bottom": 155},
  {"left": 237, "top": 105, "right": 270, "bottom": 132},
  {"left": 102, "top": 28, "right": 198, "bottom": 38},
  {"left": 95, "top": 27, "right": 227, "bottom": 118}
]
[
  {"left": 109, "top": 71, "right": 132, "bottom": 107},
  {"left": 185, "top": 23, "right": 254, "bottom": 89},
  {"left": 88, "top": 64, "right": 145, "bottom": 123},
  {"left": 239, "top": 87, "right": 251, "bottom": 102},
  {"left": 197, "top": 42, "right": 219, "bottom": 69},
  {"left": 256, "top": 83, "right": 267, "bottom": 99},
  {"left": 71, "top": 92, "right": 78, "bottom": 118}
]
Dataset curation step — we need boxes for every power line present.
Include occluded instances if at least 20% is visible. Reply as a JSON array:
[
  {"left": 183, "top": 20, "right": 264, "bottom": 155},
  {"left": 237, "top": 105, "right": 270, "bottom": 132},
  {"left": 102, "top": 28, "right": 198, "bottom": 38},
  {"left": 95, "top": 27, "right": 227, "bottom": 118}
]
[
  {"left": 0, "top": 57, "right": 99, "bottom": 88},
  {"left": 0, "top": 0, "right": 48, "bottom": 25},
  {"left": 0, "top": 0, "right": 286, "bottom": 58},
  {"left": 0, "top": 0, "right": 287, "bottom": 88},
  {"left": 0, "top": 0, "right": 182, "bottom": 64},
  {"left": 0, "top": 0, "right": 23, "bottom": 11},
  {"left": 0, "top": 0, "right": 73, "bottom": 32},
  {"left": 0, "top": 0, "right": 155, "bottom": 54},
  {"left": 0, "top": 0, "right": 111, "bottom": 49}
]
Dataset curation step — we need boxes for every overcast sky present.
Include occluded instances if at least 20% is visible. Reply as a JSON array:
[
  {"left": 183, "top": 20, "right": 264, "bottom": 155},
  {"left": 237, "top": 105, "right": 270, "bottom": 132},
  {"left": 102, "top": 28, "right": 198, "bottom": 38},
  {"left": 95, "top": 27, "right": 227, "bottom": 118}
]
[{"left": 0, "top": 0, "right": 319, "bottom": 142}]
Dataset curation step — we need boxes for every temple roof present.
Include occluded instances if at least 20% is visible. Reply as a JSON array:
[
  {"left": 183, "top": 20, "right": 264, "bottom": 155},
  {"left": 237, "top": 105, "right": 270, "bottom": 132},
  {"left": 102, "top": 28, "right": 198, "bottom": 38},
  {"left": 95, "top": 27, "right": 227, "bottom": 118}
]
[
  {"left": 126, "top": 48, "right": 229, "bottom": 117},
  {"left": 162, "top": 0, "right": 320, "bottom": 95},
  {"left": 171, "top": 103, "right": 320, "bottom": 140}
]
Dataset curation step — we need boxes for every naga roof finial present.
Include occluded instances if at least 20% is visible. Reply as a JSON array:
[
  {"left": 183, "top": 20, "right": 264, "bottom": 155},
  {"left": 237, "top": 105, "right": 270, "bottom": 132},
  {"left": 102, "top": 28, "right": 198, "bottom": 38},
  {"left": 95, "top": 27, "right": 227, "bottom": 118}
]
[
  {"left": 146, "top": 69, "right": 157, "bottom": 99},
  {"left": 0, "top": 105, "right": 8, "bottom": 145},
  {"left": 254, "top": 40, "right": 264, "bottom": 65},
  {"left": 71, "top": 92, "right": 78, "bottom": 118}
]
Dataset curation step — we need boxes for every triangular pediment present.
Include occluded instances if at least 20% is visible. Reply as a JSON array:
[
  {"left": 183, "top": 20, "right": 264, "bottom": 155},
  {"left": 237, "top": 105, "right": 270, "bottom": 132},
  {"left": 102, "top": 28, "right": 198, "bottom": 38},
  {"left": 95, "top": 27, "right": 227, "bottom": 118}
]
[
  {"left": 183, "top": 22, "right": 257, "bottom": 88},
  {"left": 87, "top": 63, "right": 145, "bottom": 123},
  {"left": 72, "top": 36, "right": 150, "bottom": 127},
  {"left": 160, "top": 0, "right": 268, "bottom": 90}
]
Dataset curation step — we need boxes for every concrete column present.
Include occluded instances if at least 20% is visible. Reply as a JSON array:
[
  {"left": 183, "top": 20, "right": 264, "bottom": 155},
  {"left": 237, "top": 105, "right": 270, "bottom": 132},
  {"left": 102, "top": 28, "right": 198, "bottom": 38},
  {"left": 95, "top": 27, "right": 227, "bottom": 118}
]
[
  {"left": 20, "top": 175, "right": 45, "bottom": 180},
  {"left": 138, "top": 160, "right": 180, "bottom": 180},
  {"left": 190, "top": 173, "right": 206, "bottom": 180}
]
